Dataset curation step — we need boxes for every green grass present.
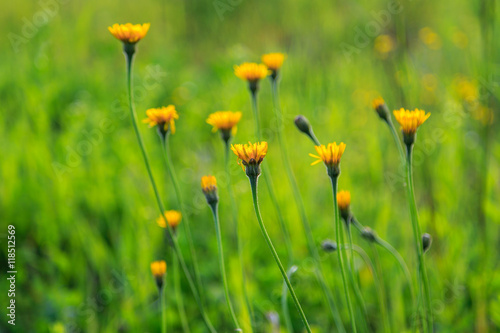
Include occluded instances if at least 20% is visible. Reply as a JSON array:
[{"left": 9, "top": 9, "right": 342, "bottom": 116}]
[{"left": 1, "top": 0, "right": 499, "bottom": 332}]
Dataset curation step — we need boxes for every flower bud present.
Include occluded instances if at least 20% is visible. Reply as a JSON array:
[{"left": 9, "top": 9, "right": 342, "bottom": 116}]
[
  {"left": 294, "top": 115, "right": 312, "bottom": 134},
  {"left": 321, "top": 239, "right": 338, "bottom": 252},
  {"left": 422, "top": 233, "right": 432, "bottom": 253}
]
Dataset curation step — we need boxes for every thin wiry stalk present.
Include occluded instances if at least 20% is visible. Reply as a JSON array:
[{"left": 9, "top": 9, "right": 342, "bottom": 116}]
[
  {"left": 406, "top": 145, "right": 432, "bottom": 332},
  {"left": 386, "top": 118, "right": 406, "bottom": 163},
  {"left": 160, "top": 286, "right": 167, "bottom": 333},
  {"left": 330, "top": 176, "right": 357, "bottom": 333},
  {"left": 270, "top": 77, "right": 345, "bottom": 332},
  {"left": 209, "top": 202, "right": 241, "bottom": 330},
  {"left": 250, "top": 90, "right": 294, "bottom": 264},
  {"left": 224, "top": 141, "right": 254, "bottom": 330},
  {"left": 346, "top": 224, "right": 369, "bottom": 332},
  {"left": 351, "top": 217, "right": 416, "bottom": 332},
  {"left": 249, "top": 175, "right": 312, "bottom": 333},
  {"left": 370, "top": 243, "right": 391, "bottom": 333},
  {"left": 172, "top": 253, "right": 190, "bottom": 333},
  {"left": 161, "top": 133, "right": 205, "bottom": 303},
  {"left": 124, "top": 53, "right": 215, "bottom": 333},
  {"left": 282, "top": 266, "right": 296, "bottom": 333}
]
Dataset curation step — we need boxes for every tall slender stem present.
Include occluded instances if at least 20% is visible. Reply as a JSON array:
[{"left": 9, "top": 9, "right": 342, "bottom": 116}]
[
  {"left": 371, "top": 244, "right": 391, "bottom": 333},
  {"left": 270, "top": 78, "right": 345, "bottom": 331},
  {"left": 346, "top": 224, "right": 369, "bottom": 331},
  {"left": 173, "top": 253, "right": 190, "bottom": 333},
  {"left": 124, "top": 53, "right": 215, "bottom": 333},
  {"left": 249, "top": 175, "right": 312, "bottom": 333},
  {"left": 282, "top": 266, "right": 296, "bottom": 333},
  {"left": 387, "top": 119, "right": 406, "bottom": 163},
  {"left": 161, "top": 134, "right": 204, "bottom": 302},
  {"left": 351, "top": 217, "right": 416, "bottom": 328},
  {"left": 250, "top": 90, "right": 294, "bottom": 264},
  {"left": 224, "top": 141, "right": 254, "bottom": 330},
  {"left": 209, "top": 202, "right": 241, "bottom": 330},
  {"left": 160, "top": 286, "right": 167, "bottom": 333},
  {"left": 406, "top": 145, "right": 432, "bottom": 332},
  {"left": 330, "top": 176, "right": 357, "bottom": 333}
]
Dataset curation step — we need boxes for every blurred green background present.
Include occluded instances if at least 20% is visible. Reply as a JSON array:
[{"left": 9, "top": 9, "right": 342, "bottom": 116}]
[{"left": 1, "top": 0, "right": 499, "bottom": 332}]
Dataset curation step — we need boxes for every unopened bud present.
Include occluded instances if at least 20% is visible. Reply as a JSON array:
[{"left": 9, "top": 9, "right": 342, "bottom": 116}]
[
  {"left": 321, "top": 239, "right": 338, "bottom": 252},
  {"left": 422, "top": 233, "right": 432, "bottom": 253}
]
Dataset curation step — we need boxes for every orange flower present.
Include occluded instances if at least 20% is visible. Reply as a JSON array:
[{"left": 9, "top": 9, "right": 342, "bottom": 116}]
[
  {"left": 157, "top": 210, "right": 182, "bottom": 230},
  {"left": 231, "top": 141, "right": 268, "bottom": 170},
  {"left": 393, "top": 108, "right": 430, "bottom": 135},
  {"left": 310, "top": 142, "right": 346, "bottom": 167},
  {"left": 108, "top": 23, "right": 150, "bottom": 44},
  {"left": 234, "top": 63, "right": 269, "bottom": 82},
  {"left": 206, "top": 111, "right": 242, "bottom": 135},
  {"left": 150, "top": 260, "right": 167, "bottom": 277},
  {"left": 337, "top": 190, "right": 351, "bottom": 211},
  {"left": 142, "top": 105, "right": 179, "bottom": 134},
  {"left": 261, "top": 53, "right": 286, "bottom": 71}
]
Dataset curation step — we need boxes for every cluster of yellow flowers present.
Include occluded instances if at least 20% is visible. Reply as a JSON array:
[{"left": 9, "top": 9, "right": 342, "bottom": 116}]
[{"left": 109, "top": 23, "right": 434, "bottom": 332}]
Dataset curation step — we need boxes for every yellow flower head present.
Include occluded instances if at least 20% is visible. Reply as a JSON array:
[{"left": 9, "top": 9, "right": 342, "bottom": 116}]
[
  {"left": 142, "top": 105, "right": 179, "bottom": 134},
  {"left": 372, "top": 97, "right": 385, "bottom": 109},
  {"left": 108, "top": 23, "right": 150, "bottom": 44},
  {"left": 201, "top": 175, "right": 217, "bottom": 194},
  {"left": 234, "top": 63, "right": 269, "bottom": 82},
  {"left": 393, "top": 108, "right": 430, "bottom": 135},
  {"left": 206, "top": 111, "right": 242, "bottom": 137},
  {"left": 201, "top": 175, "right": 218, "bottom": 205},
  {"left": 150, "top": 260, "right": 167, "bottom": 278},
  {"left": 261, "top": 53, "right": 286, "bottom": 71},
  {"left": 374, "top": 34, "right": 395, "bottom": 58},
  {"left": 372, "top": 97, "right": 390, "bottom": 121},
  {"left": 337, "top": 190, "right": 351, "bottom": 211},
  {"left": 231, "top": 141, "right": 268, "bottom": 176},
  {"left": 157, "top": 210, "right": 182, "bottom": 230},
  {"left": 310, "top": 142, "right": 346, "bottom": 167}
]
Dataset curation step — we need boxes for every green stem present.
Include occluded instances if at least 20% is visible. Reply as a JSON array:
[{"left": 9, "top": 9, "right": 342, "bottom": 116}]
[
  {"left": 160, "top": 286, "right": 167, "bottom": 333},
  {"left": 371, "top": 244, "right": 391, "bottom": 333},
  {"left": 270, "top": 78, "right": 345, "bottom": 331},
  {"left": 250, "top": 90, "right": 294, "bottom": 264},
  {"left": 124, "top": 53, "right": 215, "bottom": 333},
  {"left": 330, "top": 176, "right": 357, "bottom": 333},
  {"left": 161, "top": 133, "right": 205, "bottom": 303},
  {"left": 224, "top": 141, "right": 254, "bottom": 330},
  {"left": 209, "top": 202, "right": 241, "bottom": 330},
  {"left": 387, "top": 119, "right": 406, "bottom": 163},
  {"left": 282, "top": 266, "right": 296, "bottom": 333},
  {"left": 173, "top": 253, "right": 190, "bottom": 333},
  {"left": 406, "top": 145, "right": 432, "bottom": 332},
  {"left": 346, "top": 224, "right": 369, "bottom": 331},
  {"left": 351, "top": 217, "right": 416, "bottom": 328},
  {"left": 249, "top": 175, "right": 311, "bottom": 333}
]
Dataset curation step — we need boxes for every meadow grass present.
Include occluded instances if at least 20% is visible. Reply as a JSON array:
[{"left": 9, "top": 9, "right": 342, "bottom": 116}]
[{"left": 1, "top": 0, "right": 499, "bottom": 332}]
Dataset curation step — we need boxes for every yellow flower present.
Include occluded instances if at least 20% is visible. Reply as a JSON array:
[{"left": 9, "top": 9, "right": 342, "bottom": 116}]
[
  {"left": 309, "top": 142, "right": 346, "bottom": 167},
  {"left": 337, "top": 190, "right": 351, "bottom": 211},
  {"left": 206, "top": 111, "right": 242, "bottom": 135},
  {"left": 142, "top": 105, "right": 179, "bottom": 134},
  {"left": 419, "top": 27, "right": 442, "bottom": 50},
  {"left": 393, "top": 108, "right": 431, "bottom": 135},
  {"left": 234, "top": 63, "right": 269, "bottom": 82},
  {"left": 372, "top": 97, "right": 390, "bottom": 121},
  {"left": 374, "top": 35, "right": 395, "bottom": 58},
  {"left": 201, "top": 175, "right": 217, "bottom": 194},
  {"left": 108, "top": 23, "right": 150, "bottom": 44},
  {"left": 150, "top": 260, "right": 167, "bottom": 277},
  {"left": 372, "top": 97, "right": 385, "bottom": 110},
  {"left": 231, "top": 141, "right": 268, "bottom": 176},
  {"left": 261, "top": 53, "right": 286, "bottom": 71},
  {"left": 157, "top": 210, "right": 182, "bottom": 230},
  {"left": 201, "top": 175, "right": 218, "bottom": 204}
]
